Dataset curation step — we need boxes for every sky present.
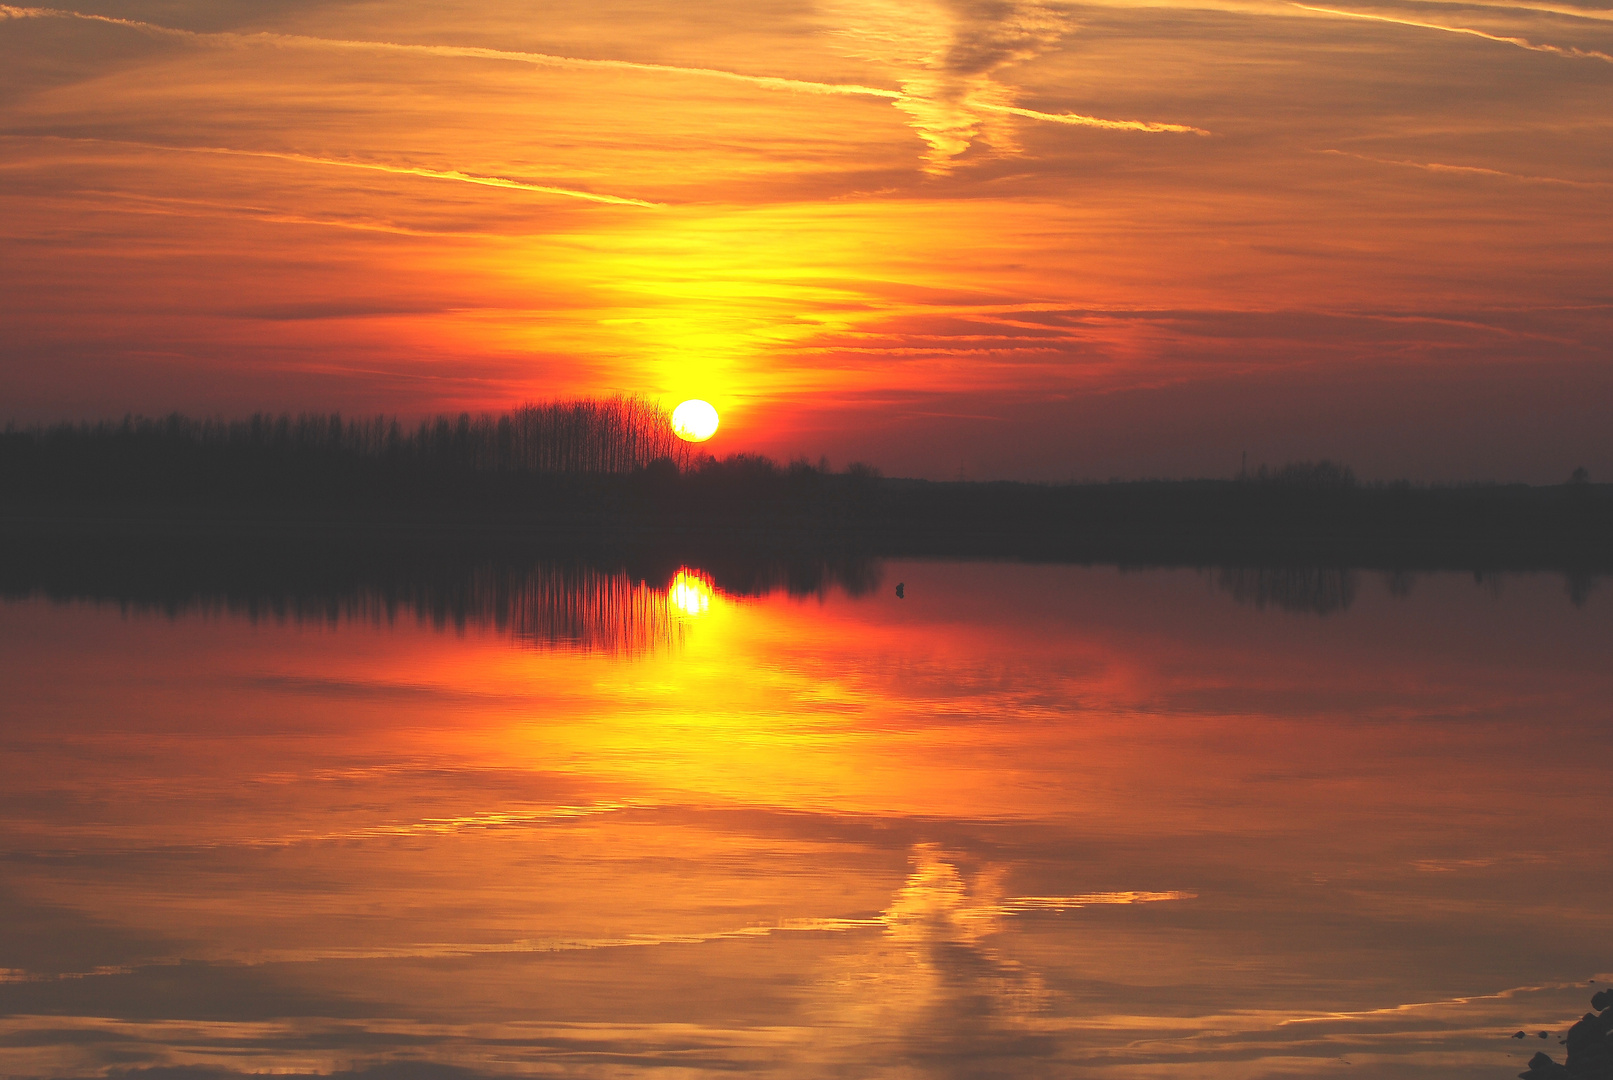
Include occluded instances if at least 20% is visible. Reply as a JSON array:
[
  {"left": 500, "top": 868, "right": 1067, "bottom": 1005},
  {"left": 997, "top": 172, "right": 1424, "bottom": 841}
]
[{"left": 2, "top": 0, "right": 1610, "bottom": 480}]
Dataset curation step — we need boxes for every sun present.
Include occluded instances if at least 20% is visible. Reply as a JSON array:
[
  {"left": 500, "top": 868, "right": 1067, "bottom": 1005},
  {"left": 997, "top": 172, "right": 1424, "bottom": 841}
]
[{"left": 671, "top": 399, "right": 719, "bottom": 442}]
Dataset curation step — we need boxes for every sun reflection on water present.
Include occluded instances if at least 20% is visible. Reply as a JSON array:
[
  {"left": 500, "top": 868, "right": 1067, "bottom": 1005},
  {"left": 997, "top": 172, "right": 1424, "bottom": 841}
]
[{"left": 668, "top": 568, "right": 716, "bottom": 619}]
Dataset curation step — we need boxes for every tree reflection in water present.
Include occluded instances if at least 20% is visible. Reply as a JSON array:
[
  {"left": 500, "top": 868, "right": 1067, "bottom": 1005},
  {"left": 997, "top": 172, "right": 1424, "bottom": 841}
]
[
  {"left": 0, "top": 533, "right": 885, "bottom": 655},
  {"left": 1215, "top": 566, "right": 1358, "bottom": 615}
]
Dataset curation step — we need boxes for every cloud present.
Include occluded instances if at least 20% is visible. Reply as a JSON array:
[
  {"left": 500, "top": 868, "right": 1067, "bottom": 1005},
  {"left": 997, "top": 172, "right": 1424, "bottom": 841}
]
[
  {"left": 0, "top": 964, "right": 133, "bottom": 982},
  {"left": 1291, "top": 3, "right": 1613, "bottom": 62},
  {"left": 33, "top": 190, "right": 527, "bottom": 239},
  {"left": 1003, "top": 889, "right": 1198, "bottom": 910},
  {"left": 0, "top": 4, "right": 905, "bottom": 98},
  {"left": 99, "top": 841, "right": 1196, "bottom": 967},
  {"left": 803, "top": 844, "right": 1062, "bottom": 1076},
  {"left": 1316, "top": 147, "right": 1612, "bottom": 187},
  {"left": 980, "top": 101, "right": 1210, "bottom": 134},
  {"left": 824, "top": 0, "right": 1071, "bottom": 171},
  {"left": 1404, "top": 0, "right": 1613, "bottom": 23},
  {"left": 821, "top": 0, "right": 1208, "bottom": 172},
  {"left": 0, "top": 2, "right": 1205, "bottom": 178},
  {"left": 7, "top": 135, "right": 663, "bottom": 206}
]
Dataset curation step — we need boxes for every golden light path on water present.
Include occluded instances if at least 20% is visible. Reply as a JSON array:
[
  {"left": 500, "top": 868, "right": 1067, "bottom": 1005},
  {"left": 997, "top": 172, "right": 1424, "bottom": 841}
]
[{"left": 0, "top": 561, "right": 1610, "bottom": 1077}]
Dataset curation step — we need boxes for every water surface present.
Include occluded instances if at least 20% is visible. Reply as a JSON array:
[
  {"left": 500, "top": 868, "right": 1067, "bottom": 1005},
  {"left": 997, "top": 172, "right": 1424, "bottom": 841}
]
[{"left": 1, "top": 561, "right": 1609, "bottom": 1078}]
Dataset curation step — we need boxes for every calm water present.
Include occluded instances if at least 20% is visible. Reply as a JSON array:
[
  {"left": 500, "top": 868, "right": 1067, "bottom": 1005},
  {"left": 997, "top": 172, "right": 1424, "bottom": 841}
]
[{"left": 1, "top": 560, "right": 1609, "bottom": 1079}]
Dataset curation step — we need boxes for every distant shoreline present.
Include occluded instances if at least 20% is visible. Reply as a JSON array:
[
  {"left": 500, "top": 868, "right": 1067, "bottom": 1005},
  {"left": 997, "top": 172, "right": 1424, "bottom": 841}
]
[
  {"left": 4, "top": 409, "right": 1609, "bottom": 571},
  {"left": 3, "top": 471, "right": 1610, "bottom": 573}
]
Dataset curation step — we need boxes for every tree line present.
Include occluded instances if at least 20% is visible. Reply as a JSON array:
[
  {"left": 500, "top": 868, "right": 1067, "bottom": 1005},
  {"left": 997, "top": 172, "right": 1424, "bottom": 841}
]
[{"left": 4, "top": 397, "right": 693, "bottom": 477}]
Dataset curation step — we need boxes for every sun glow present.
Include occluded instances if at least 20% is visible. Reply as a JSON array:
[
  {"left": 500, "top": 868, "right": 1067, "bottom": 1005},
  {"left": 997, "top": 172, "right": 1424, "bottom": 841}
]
[
  {"left": 671, "top": 399, "right": 720, "bottom": 443},
  {"left": 667, "top": 569, "right": 715, "bottom": 618}
]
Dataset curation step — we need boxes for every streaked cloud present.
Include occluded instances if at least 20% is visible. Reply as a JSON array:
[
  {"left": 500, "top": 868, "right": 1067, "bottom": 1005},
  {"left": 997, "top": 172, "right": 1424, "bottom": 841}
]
[
  {"left": 823, "top": 0, "right": 1205, "bottom": 170},
  {"left": 10, "top": 134, "right": 663, "bottom": 205},
  {"left": 979, "top": 101, "right": 1209, "bottom": 133},
  {"left": 0, "top": 1, "right": 1203, "bottom": 166},
  {"left": 1316, "top": 147, "right": 1613, "bottom": 187},
  {"left": 1292, "top": 2, "right": 1613, "bottom": 61},
  {"left": 0, "top": 3, "right": 906, "bottom": 99}
]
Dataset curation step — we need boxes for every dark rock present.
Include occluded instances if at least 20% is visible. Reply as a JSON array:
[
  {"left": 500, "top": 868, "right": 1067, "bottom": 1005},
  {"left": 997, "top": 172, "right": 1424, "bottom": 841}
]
[
  {"left": 1521, "top": 1050, "right": 1571, "bottom": 1079},
  {"left": 1514, "top": 992, "right": 1613, "bottom": 1078}
]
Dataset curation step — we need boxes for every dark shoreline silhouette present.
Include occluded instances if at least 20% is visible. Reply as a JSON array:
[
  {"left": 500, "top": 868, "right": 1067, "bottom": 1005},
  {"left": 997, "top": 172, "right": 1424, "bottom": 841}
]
[
  {"left": 3, "top": 407, "right": 1610, "bottom": 573},
  {"left": 0, "top": 520, "right": 1601, "bottom": 641},
  {"left": 5, "top": 474, "right": 1609, "bottom": 574}
]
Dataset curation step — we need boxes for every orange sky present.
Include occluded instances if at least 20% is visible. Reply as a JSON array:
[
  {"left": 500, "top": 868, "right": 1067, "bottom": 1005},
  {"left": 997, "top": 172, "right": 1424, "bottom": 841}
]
[{"left": 2, "top": 0, "right": 1610, "bottom": 479}]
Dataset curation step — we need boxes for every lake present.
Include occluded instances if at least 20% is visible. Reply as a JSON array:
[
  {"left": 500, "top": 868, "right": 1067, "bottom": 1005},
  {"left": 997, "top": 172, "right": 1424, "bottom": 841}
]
[{"left": 1, "top": 558, "right": 1608, "bottom": 1079}]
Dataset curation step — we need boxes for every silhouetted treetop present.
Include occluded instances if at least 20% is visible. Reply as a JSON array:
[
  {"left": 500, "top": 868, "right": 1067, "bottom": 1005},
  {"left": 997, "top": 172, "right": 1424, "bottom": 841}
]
[{"left": 1246, "top": 459, "right": 1358, "bottom": 488}]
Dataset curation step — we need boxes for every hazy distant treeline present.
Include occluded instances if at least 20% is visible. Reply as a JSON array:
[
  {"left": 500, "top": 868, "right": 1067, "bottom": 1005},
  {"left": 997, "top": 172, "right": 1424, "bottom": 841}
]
[
  {"left": 0, "top": 399, "right": 895, "bottom": 522},
  {"left": 0, "top": 397, "right": 788, "bottom": 507},
  {"left": 3, "top": 397, "right": 691, "bottom": 479}
]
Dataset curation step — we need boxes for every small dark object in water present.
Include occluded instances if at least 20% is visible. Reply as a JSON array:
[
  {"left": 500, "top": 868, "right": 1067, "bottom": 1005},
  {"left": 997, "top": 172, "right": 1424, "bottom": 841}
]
[
  {"left": 895, "top": 582, "right": 905, "bottom": 599},
  {"left": 1524, "top": 1051, "right": 1569, "bottom": 1078},
  {"left": 1518, "top": 1033, "right": 1530, "bottom": 1039},
  {"left": 1517, "top": 989, "right": 1613, "bottom": 1078}
]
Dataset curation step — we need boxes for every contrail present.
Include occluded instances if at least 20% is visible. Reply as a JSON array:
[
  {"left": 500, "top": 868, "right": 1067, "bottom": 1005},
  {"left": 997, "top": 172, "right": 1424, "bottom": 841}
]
[
  {"left": 1291, "top": 3, "right": 1613, "bottom": 62},
  {"left": 0, "top": 4, "right": 1207, "bottom": 135},
  {"left": 10, "top": 134, "right": 663, "bottom": 205},
  {"left": 193, "top": 147, "right": 665, "bottom": 206},
  {"left": 0, "top": 4, "right": 904, "bottom": 99},
  {"left": 980, "top": 102, "right": 1209, "bottom": 134},
  {"left": 1316, "top": 147, "right": 1610, "bottom": 187},
  {"left": 1406, "top": 0, "right": 1613, "bottom": 24},
  {"left": 69, "top": 190, "right": 528, "bottom": 239}
]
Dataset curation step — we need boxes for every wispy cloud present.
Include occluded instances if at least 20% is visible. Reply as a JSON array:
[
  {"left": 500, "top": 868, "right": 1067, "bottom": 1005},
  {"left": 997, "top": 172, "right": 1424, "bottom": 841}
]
[
  {"left": 1003, "top": 890, "right": 1198, "bottom": 911},
  {"left": 0, "top": 5, "right": 902, "bottom": 97},
  {"left": 1292, "top": 2, "right": 1613, "bottom": 62},
  {"left": 1317, "top": 147, "right": 1612, "bottom": 187},
  {"left": 1277, "top": 978, "right": 1590, "bottom": 1026},
  {"left": 1405, "top": 0, "right": 1613, "bottom": 24},
  {"left": 0, "top": 2, "right": 1205, "bottom": 177},
  {"left": 106, "top": 843, "right": 1196, "bottom": 968},
  {"left": 1368, "top": 0, "right": 1613, "bottom": 21},
  {"left": 40, "top": 190, "right": 529, "bottom": 239},
  {"left": 981, "top": 102, "right": 1209, "bottom": 134},
  {"left": 6, "top": 134, "right": 663, "bottom": 206},
  {"left": 232, "top": 885, "right": 1197, "bottom": 964},
  {"left": 824, "top": 0, "right": 1205, "bottom": 172},
  {"left": 826, "top": 0, "right": 1073, "bottom": 171},
  {"left": 0, "top": 965, "right": 133, "bottom": 982}
]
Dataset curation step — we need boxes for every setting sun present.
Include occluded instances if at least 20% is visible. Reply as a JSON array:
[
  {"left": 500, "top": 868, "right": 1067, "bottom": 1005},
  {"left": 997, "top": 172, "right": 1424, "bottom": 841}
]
[{"left": 671, "top": 400, "right": 719, "bottom": 443}]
